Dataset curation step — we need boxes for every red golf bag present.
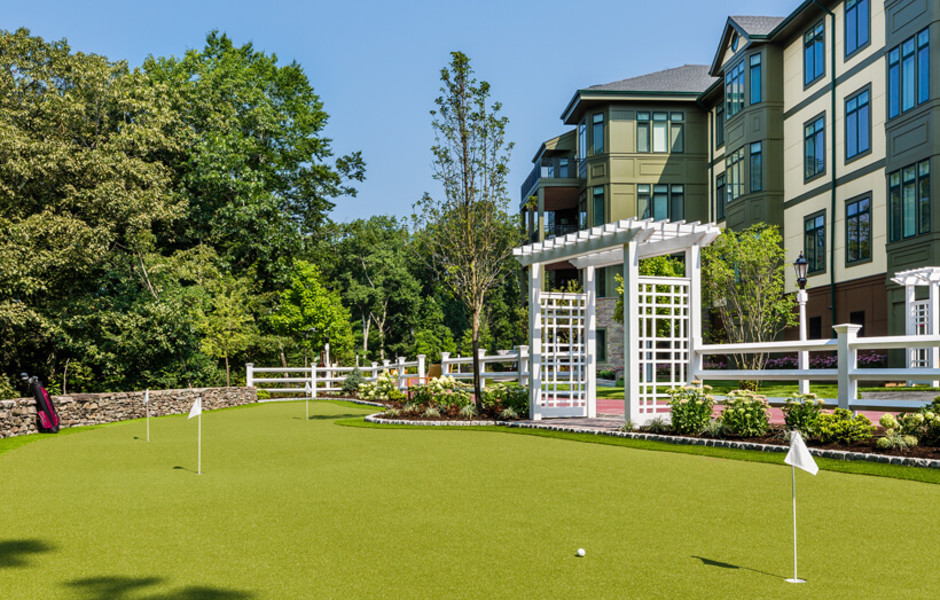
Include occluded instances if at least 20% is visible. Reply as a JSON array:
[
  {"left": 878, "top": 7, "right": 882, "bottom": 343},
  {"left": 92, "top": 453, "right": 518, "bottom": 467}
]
[{"left": 23, "top": 374, "right": 60, "bottom": 433}]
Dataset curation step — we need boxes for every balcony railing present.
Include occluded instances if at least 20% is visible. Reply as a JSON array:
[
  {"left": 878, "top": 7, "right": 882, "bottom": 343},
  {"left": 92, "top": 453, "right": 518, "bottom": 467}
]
[{"left": 520, "top": 155, "right": 579, "bottom": 201}]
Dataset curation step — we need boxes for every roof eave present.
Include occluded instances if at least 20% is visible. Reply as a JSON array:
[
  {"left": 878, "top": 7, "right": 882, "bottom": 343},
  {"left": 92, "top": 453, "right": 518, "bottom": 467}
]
[{"left": 562, "top": 90, "right": 703, "bottom": 124}]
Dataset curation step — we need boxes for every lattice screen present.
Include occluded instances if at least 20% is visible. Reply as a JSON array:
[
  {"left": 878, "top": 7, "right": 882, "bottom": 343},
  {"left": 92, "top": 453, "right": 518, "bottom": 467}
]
[
  {"left": 912, "top": 299, "right": 931, "bottom": 367},
  {"left": 636, "top": 276, "right": 690, "bottom": 420},
  {"left": 538, "top": 292, "right": 587, "bottom": 417}
]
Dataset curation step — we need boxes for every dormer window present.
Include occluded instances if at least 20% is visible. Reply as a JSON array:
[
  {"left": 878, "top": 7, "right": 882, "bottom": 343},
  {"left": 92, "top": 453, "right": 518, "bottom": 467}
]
[{"left": 731, "top": 32, "right": 740, "bottom": 52}]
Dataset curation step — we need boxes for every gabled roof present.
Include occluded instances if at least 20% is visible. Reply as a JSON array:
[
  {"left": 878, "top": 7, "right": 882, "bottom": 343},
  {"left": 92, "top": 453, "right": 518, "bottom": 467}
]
[
  {"left": 708, "top": 15, "right": 786, "bottom": 75},
  {"left": 730, "top": 15, "right": 786, "bottom": 37},
  {"left": 585, "top": 64, "right": 717, "bottom": 94}
]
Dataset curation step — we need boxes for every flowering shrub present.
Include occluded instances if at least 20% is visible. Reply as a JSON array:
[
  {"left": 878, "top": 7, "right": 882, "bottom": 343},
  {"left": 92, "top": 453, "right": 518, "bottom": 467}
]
[
  {"left": 762, "top": 351, "right": 886, "bottom": 370},
  {"left": 410, "top": 376, "right": 472, "bottom": 408},
  {"left": 781, "top": 392, "right": 825, "bottom": 437},
  {"left": 357, "top": 370, "right": 401, "bottom": 401},
  {"left": 880, "top": 409, "right": 940, "bottom": 447},
  {"left": 817, "top": 408, "right": 874, "bottom": 444},
  {"left": 720, "top": 390, "right": 770, "bottom": 437},
  {"left": 481, "top": 383, "right": 528, "bottom": 415},
  {"left": 666, "top": 382, "right": 714, "bottom": 434}
]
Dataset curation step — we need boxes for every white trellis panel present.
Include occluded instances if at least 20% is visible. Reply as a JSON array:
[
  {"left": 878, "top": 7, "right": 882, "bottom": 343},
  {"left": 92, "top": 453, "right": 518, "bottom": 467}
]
[
  {"left": 636, "top": 276, "right": 690, "bottom": 421},
  {"left": 911, "top": 299, "right": 931, "bottom": 368},
  {"left": 537, "top": 292, "right": 588, "bottom": 417}
]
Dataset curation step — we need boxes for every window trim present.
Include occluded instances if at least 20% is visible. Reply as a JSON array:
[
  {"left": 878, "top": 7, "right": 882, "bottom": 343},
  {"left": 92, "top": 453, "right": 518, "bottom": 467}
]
[
  {"left": 592, "top": 185, "right": 605, "bottom": 227},
  {"left": 844, "top": 0, "right": 871, "bottom": 60},
  {"left": 637, "top": 183, "right": 684, "bottom": 221},
  {"left": 592, "top": 112, "right": 604, "bottom": 155},
  {"left": 845, "top": 85, "right": 872, "bottom": 164},
  {"left": 804, "top": 20, "right": 826, "bottom": 88},
  {"left": 749, "top": 53, "right": 762, "bottom": 105},
  {"left": 726, "top": 60, "right": 745, "bottom": 119},
  {"left": 749, "top": 142, "right": 762, "bottom": 193},
  {"left": 596, "top": 328, "right": 608, "bottom": 363},
  {"left": 714, "top": 106, "right": 725, "bottom": 148},
  {"left": 804, "top": 210, "right": 827, "bottom": 275},
  {"left": 803, "top": 112, "right": 826, "bottom": 183},
  {"left": 845, "top": 193, "right": 873, "bottom": 266},
  {"left": 888, "top": 159, "right": 931, "bottom": 242},
  {"left": 715, "top": 173, "right": 726, "bottom": 221},
  {"left": 887, "top": 27, "right": 930, "bottom": 120}
]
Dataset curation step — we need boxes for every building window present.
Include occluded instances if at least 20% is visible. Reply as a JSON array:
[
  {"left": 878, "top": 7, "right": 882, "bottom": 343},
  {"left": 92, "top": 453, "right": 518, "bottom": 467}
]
[
  {"left": 889, "top": 160, "right": 930, "bottom": 241},
  {"left": 597, "top": 329, "right": 607, "bottom": 363},
  {"left": 670, "top": 112, "right": 684, "bottom": 153},
  {"left": 845, "top": 0, "right": 870, "bottom": 58},
  {"left": 716, "top": 174, "right": 726, "bottom": 220},
  {"left": 726, "top": 62, "right": 745, "bottom": 117},
  {"left": 804, "top": 212, "right": 826, "bottom": 274},
  {"left": 846, "top": 196, "right": 871, "bottom": 264},
  {"left": 804, "top": 21, "right": 825, "bottom": 86},
  {"left": 638, "top": 184, "right": 684, "bottom": 221},
  {"left": 578, "top": 120, "right": 587, "bottom": 161},
  {"left": 849, "top": 311, "right": 865, "bottom": 335},
  {"left": 749, "top": 54, "right": 762, "bottom": 104},
  {"left": 579, "top": 194, "right": 587, "bottom": 230},
  {"left": 597, "top": 266, "right": 607, "bottom": 298},
  {"left": 592, "top": 113, "right": 604, "bottom": 154},
  {"left": 726, "top": 147, "right": 744, "bottom": 201},
  {"left": 804, "top": 115, "right": 825, "bottom": 180},
  {"left": 750, "top": 142, "right": 762, "bottom": 192},
  {"left": 637, "top": 112, "right": 682, "bottom": 153},
  {"left": 715, "top": 107, "right": 724, "bottom": 148},
  {"left": 889, "top": 28, "right": 930, "bottom": 119},
  {"left": 559, "top": 158, "right": 569, "bottom": 178},
  {"left": 592, "top": 186, "right": 605, "bottom": 227},
  {"left": 845, "top": 88, "right": 870, "bottom": 161}
]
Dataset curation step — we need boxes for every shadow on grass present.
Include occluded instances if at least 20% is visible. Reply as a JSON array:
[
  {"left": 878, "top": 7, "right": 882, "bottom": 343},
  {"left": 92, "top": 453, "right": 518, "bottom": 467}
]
[
  {"left": 308, "top": 413, "right": 368, "bottom": 421},
  {"left": 0, "top": 539, "right": 54, "bottom": 568},
  {"left": 69, "top": 576, "right": 254, "bottom": 599},
  {"left": 691, "top": 555, "right": 782, "bottom": 579}
]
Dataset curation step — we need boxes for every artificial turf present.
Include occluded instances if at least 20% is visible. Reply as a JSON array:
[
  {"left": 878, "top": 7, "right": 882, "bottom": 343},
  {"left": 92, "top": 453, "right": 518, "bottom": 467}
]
[{"left": 1, "top": 401, "right": 938, "bottom": 599}]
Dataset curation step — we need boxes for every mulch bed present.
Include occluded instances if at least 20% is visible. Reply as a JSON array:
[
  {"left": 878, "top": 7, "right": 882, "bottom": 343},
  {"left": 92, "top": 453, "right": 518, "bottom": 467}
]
[
  {"left": 321, "top": 395, "right": 940, "bottom": 461},
  {"left": 657, "top": 426, "right": 940, "bottom": 460}
]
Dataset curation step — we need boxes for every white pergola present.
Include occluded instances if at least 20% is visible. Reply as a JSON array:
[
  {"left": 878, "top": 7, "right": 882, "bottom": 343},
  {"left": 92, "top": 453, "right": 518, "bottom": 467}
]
[
  {"left": 513, "top": 218, "right": 721, "bottom": 424},
  {"left": 891, "top": 267, "right": 940, "bottom": 384}
]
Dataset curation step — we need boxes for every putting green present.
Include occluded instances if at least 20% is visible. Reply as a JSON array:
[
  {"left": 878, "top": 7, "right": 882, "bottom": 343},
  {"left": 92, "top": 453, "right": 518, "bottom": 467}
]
[{"left": 0, "top": 401, "right": 936, "bottom": 599}]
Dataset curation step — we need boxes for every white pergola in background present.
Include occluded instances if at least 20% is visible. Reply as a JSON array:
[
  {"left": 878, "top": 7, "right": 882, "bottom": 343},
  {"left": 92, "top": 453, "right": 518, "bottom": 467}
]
[
  {"left": 513, "top": 218, "right": 721, "bottom": 424},
  {"left": 891, "top": 267, "right": 940, "bottom": 386}
]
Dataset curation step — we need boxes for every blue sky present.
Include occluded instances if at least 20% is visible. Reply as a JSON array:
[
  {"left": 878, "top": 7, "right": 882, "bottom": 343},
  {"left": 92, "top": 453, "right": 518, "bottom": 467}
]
[{"left": 6, "top": 0, "right": 798, "bottom": 223}]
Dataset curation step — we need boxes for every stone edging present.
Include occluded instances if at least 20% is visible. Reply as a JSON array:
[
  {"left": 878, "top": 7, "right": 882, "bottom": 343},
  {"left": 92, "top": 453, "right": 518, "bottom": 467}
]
[{"left": 366, "top": 414, "right": 940, "bottom": 469}]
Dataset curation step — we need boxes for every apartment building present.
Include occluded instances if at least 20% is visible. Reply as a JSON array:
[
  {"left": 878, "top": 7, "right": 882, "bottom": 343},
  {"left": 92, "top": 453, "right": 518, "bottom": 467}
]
[{"left": 521, "top": 0, "right": 938, "bottom": 369}]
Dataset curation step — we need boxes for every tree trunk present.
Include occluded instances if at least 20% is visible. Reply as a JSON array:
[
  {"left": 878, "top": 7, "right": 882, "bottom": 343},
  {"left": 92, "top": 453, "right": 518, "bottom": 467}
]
[
  {"left": 62, "top": 357, "right": 70, "bottom": 395},
  {"left": 471, "top": 307, "right": 482, "bottom": 411},
  {"left": 225, "top": 355, "right": 231, "bottom": 387},
  {"left": 362, "top": 318, "right": 370, "bottom": 358}
]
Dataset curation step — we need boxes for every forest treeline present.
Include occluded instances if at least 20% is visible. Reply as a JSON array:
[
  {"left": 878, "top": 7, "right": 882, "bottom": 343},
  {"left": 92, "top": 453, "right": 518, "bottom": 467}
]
[{"left": 0, "top": 29, "right": 525, "bottom": 398}]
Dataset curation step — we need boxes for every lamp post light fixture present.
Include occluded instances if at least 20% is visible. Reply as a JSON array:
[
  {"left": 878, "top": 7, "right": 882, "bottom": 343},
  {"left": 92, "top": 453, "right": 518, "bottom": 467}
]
[{"left": 793, "top": 252, "right": 810, "bottom": 394}]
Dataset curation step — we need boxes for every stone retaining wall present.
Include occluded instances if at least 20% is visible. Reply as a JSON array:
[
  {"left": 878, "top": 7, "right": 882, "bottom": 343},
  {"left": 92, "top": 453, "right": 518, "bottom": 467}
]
[{"left": 0, "top": 387, "right": 257, "bottom": 439}]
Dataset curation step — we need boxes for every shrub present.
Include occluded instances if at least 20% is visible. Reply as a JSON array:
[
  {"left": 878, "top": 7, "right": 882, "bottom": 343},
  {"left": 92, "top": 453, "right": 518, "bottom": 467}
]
[
  {"left": 620, "top": 420, "right": 637, "bottom": 432},
  {"left": 597, "top": 369, "right": 617, "bottom": 380},
  {"left": 419, "top": 376, "right": 472, "bottom": 408},
  {"left": 0, "top": 374, "right": 19, "bottom": 400},
  {"left": 423, "top": 406, "right": 441, "bottom": 418},
  {"left": 885, "top": 409, "right": 940, "bottom": 447},
  {"left": 645, "top": 416, "right": 671, "bottom": 434},
  {"left": 817, "top": 408, "right": 875, "bottom": 445},
  {"left": 459, "top": 404, "right": 478, "bottom": 419},
  {"left": 666, "top": 382, "right": 714, "bottom": 434},
  {"left": 876, "top": 426, "right": 918, "bottom": 451},
  {"left": 480, "top": 383, "right": 528, "bottom": 415},
  {"left": 721, "top": 390, "right": 770, "bottom": 437},
  {"left": 701, "top": 419, "right": 726, "bottom": 438},
  {"left": 781, "top": 392, "right": 825, "bottom": 438},
  {"left": 342, "top": 368, "right": 365, "bottom": 393},
  {"left": 498, "top": 407, "right": 518, "bottom": 420},
  {"left": 255, "top": 389, "right": 271, "bottom": 400},
  {"left": 357, "top": 370, "right": 400, "bottom": 401}
]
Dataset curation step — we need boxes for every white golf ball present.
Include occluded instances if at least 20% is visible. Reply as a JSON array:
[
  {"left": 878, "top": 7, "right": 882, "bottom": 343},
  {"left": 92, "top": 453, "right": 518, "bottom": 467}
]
[{"left": 577, "top": 548, "right": 585, "bottom": 557}]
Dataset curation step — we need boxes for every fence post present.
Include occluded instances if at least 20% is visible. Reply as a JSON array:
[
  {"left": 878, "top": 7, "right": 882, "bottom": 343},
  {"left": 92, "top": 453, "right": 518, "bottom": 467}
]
[
  {"left": 371, "top": 362, "right": 378, "bottom": 381},
  {"left": 417, "top": 355, "right": 426, "bottom": 385},
  {"left": 383, "top": 359, "right": 390, "bottom": 371},
  {"left": 397, "top": 357, "right": 406, "bottom": 390},
  {"left": 441, "top": 353, "right": 451, "bottom": 375},
  {"left": 311, "top": 362, "right": 318, "bottom": 400},
  {"left": 834, "top": 323, "right": 861, "bottom": 410},
  {"left": 246, "top": 363, "right": 254, "bottom": 388},
  {"left": 517, "top": 346, "right": 529, "bottom": 387},
  {"left": 477, "top": 348, "right": 487, "bottom": 388}
]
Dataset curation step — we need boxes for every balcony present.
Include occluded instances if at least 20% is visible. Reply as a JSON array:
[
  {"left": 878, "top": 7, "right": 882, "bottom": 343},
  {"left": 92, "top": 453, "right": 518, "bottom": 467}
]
[{"left": 520, "top": 155, "right": 579, "bottom": 202}]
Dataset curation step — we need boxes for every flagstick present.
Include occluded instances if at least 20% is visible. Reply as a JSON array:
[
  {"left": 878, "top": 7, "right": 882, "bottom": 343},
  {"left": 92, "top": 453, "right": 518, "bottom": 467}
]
[
  {"left": 197, "top": 411, "right": 202, "bottom": 475},
  {"left": 146, "top": 402, "right": 150, "bottom": 442},
  {"left": 786, "top": 463, "right": 805, "bottom": 583}
]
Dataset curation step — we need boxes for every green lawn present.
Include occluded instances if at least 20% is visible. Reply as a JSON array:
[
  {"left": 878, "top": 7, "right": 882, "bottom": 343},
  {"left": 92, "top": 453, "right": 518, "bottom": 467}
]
[{"left": 1, "top": 401, "right": 937, "bottom": 599}]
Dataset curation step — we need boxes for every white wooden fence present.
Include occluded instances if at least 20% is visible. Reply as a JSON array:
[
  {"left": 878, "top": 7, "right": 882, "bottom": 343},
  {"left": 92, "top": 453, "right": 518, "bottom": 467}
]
[
  {"left": 692, "top": 323, "right": 940, "bottom": 411},
  {"left": 246, "top": 346, "right": 531, "bottom": 399}
]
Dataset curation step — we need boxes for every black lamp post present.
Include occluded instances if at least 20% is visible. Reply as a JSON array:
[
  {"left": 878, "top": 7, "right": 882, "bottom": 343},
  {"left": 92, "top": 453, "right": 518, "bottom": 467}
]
[{"left": 793, "top": 251, "right": 809, "bottom": 290}]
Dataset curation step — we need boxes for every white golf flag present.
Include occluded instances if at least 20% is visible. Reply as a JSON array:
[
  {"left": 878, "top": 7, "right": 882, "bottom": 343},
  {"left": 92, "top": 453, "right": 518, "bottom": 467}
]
[
  {"left": 188, "top": 397, "right": 202, "bottom": 420},
  {"left": 785, "top": 431, "right": 818, "bottom": 475},
  {"left": 143, "top": 389, "right": 150, "bottom": 405}
]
